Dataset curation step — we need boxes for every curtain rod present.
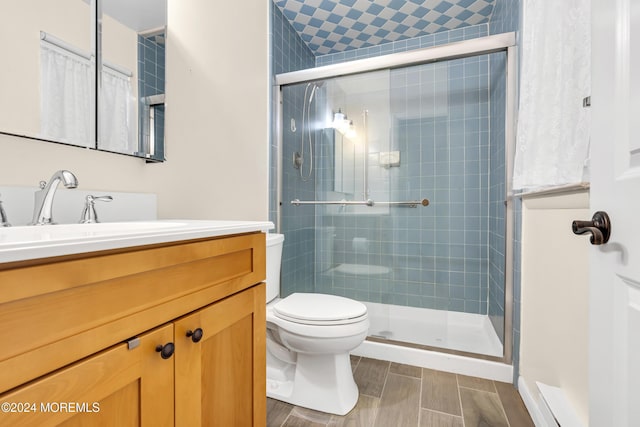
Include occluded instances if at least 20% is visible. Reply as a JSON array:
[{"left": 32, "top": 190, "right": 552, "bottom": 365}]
[{"left": 40, "top": 31, "right": 133, "bottom": 78}]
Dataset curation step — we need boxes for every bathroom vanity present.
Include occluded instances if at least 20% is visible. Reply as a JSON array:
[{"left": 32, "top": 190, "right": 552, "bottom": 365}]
[{"left": 0, "top": 220, "right": 271, "bottom": 426}]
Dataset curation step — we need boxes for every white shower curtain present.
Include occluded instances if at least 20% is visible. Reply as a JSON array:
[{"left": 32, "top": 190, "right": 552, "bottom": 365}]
[
  {"left": 512, "top": 0, "right": 591, "bottom": 191},
  {"left": 99, "top": 68, "right": 135, "bottom": 154},
  {"left": 40, "top": 42, "right": 93, "bottom": 147}
]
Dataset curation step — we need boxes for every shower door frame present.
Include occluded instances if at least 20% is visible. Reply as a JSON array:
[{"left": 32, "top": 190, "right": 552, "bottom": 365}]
[{"left": 274, "top": 32, "right": 517, "bottom": 364}]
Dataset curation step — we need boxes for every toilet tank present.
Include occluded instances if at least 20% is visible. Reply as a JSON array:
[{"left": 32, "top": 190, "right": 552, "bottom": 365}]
[{"left": 265, "top": 233, "right": 284, "bottom": 303}]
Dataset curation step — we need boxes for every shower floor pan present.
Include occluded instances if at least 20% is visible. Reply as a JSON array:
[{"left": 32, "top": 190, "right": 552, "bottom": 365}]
[{"left": 363, "top": 302, "right": 503, "bottom": 358}]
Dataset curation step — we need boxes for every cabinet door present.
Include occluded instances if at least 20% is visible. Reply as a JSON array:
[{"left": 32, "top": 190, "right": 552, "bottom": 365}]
[
  {"left": 174, "top": 284, "right": 266, "bottom": 427},
  {"left": 0, "top": 324, "right": 174, "bottom": 427}
]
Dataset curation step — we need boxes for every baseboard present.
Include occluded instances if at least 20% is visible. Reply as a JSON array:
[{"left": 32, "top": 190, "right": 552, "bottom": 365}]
[
  {"left": 353, "top": 340, "right": 513, "bottom": 382},
  {"left": 517, "top": 376, "right": 556, "bottom": 427}
]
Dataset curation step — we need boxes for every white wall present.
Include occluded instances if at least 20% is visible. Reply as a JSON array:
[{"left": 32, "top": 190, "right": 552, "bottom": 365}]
[
  {"left": 519, "top": 190, "right": 590, "bottom": 425},
  {"left": 0, "top": 0, "right": 269, "bottom": 221}
]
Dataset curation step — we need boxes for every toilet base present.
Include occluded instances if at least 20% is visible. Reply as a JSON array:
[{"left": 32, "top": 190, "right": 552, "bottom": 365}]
[{"left": 266, "top": 351, "right": 359, "bottom": 416}]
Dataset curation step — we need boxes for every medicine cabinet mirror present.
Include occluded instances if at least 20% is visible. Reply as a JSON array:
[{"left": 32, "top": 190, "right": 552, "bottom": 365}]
[{"left": 0, "top": 0, "right": 166, "bottom": 161}]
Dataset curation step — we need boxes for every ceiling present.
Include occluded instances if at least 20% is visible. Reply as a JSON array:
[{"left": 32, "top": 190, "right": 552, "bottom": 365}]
[
  {"left": 83, "top": 0, "right": 166, "bottom": 33},
  {"left": 274, "top": 0, "right": 496, "bottom": 56},
  {"left": 104, "top": 0, "right": 166, "bottom": 33}
]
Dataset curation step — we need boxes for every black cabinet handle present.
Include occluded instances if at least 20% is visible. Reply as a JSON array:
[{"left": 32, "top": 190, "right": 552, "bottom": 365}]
[
  {"left": 155, "top": 342, "right": 175, "bottom": 359},
  {"left": 572, "top": 211, "right": 611, "bottom": 245},
  {"left": 186, "top": 328, "right": 204, "bottom": 343}
]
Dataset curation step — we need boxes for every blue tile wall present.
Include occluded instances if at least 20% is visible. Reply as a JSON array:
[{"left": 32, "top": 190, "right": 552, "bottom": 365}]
[
  {"left": 271, "top": 2, "right": 317, "bottom": 76},
  {"left": 279, "top": 84, "right": 319, "bottom": 297},
  {"left": 271, "top": 3, "right": 316, "bottom": 297},
  {"left": 270, "top": 3, "right": 316, "bottom": 227},
  {"left": 488, "top": 50, "right": 507, "bottom": 343},
  {"left": 138, "top": 34, "right": 165, "bottom": 159},
  {"left": 489, "top": 0, "right": 521, "bottom": 377},
  {"left": 271, "top": 2, "right": 520, "bottom": 333},
  {"left": 137, "top": 35, "right": 165, "bottom": 97},
  {"left": 312, "top": 53, "right": 492, "bottom": 314},
  {"left": 275, "top": 19, "right": 504, "bottom": 316},
  {"left": 489, "top": 0, "right": 520, "bottom": 34}
]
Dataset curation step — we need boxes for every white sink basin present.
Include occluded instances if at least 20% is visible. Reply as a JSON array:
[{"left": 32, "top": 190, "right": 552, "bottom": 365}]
[
  {"left": 0, "top": 220, "right": 273, "bottom": 263},
  {"left": 0, "top": 221, "right": 189, "bottom": 246}
]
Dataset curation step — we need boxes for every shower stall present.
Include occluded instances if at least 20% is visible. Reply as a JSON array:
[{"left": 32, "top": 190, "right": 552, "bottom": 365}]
[{"left": 274, "top": 33, "right": 516, "bottom": 375}]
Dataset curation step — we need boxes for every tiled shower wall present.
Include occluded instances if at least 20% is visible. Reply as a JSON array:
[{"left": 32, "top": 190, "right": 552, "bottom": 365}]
[
  {"left": 271, "top": 3, "right": 316, "bottom": 297},
  {"left": 137, "top": 34, "right": 165, "bottom": 159},
  {"left": 489, "top": 0, "right": 521, "bottom": 376},
  {"left": 488, "top": 0, "right": 520, "bottom": 347},
  {"left": 488, "top": 51, "right": 507, "bottom": 341},
  {"left": 314, "top": 50, "right": 493, "bottom": 314},
  {"left": 273, "top": 5, "right": 518, "bottom": 320}
]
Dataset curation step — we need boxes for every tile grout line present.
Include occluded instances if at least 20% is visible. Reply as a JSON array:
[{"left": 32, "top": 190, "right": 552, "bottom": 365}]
[
  {"left": 280, "top": 411, "right": 292, "bottom": 427},
  {"left": 459, "top": 385, "right": 500, "bottom": 395},
  {"left": 372, "top": 362, "right": 392, "bottom": 427},
  {"left": 352, "top": 355, "right": 361, "bottom": 373},
  {"left": 494, "top": 387, "right": 513, "bottom": 427},
  {"left": 417, "top": 368, "right": 424, "bottom": 426},
  {"left": 423, "top": 407, "right": 467, "bottom": 418},
  {"left": 391, "top": 371, "right": 424, "bottom": 380},
  {"left": 456, "top": 374, "right": 466, "bottom": 427},
  {"left": 371, "top": 394, "right": 382, "bottom": 427}
]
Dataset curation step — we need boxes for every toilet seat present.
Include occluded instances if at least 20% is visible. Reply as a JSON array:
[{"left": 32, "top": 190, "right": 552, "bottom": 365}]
[{"left": 273, "top": 293, "right": 367, "bottom": 325}]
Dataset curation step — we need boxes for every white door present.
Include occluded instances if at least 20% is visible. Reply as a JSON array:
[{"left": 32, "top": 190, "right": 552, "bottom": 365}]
[{"left": 589, "top": 0, "right": 640, "bottom": 425}]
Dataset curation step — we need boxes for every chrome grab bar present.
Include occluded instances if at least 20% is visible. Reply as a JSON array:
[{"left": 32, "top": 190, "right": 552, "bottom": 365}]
[{"left": 291, "top": 198, "right": 429, "bottom": 208}]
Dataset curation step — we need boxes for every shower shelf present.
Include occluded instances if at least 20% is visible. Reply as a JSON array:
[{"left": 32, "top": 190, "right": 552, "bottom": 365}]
[{"left": 290, "top": 198, "right": 429, "bottom": 208}]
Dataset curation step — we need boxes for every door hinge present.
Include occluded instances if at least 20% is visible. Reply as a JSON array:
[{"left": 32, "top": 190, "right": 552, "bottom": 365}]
[{"left": 583, "top": 96, "right": 591, "bottom": 107}]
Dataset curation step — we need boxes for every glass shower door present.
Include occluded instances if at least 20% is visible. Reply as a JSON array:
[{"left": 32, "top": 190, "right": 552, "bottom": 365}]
[{"left": 281, "top": 50, "right": 507, "bottom": 358}]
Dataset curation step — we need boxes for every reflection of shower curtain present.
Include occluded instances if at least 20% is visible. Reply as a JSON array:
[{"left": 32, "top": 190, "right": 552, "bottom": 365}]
[
  {"left": 100, "top": 69, "right": 135, "bottom": 153},
  {"left": 513, "top": 0, "right": 591, "bottom": 191},
  {"left": 40, "top": 42, "right": 93, "bottom": 147}
]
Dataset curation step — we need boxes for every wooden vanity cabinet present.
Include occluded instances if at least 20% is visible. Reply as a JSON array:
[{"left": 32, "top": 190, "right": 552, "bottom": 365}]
[
  {"left": 0, "top": 324, "right": 175, "bottom": 427},
  {"left": 175, "top": 284, "right": 265, "bottom": 427},
  {"left": 0, "top": 232, "right": 266, "bottom": 427}
]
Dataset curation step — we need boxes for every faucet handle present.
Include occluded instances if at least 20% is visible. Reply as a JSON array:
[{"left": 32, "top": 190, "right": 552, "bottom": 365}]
[
  {"left": 79, "top": 195, "right": 113, "bottom": 224},
  {"left": 89, "top": 195, "right": 113, "bottom": 203}
]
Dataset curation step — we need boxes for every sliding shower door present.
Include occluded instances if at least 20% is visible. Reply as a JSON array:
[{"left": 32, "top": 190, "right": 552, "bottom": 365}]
[{"left": 279, "top": 50, "right": 508, "bottom": 358}]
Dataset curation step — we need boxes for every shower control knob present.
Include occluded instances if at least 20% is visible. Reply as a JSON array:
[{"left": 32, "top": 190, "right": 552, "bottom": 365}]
[
  {"left": 155, "top": 342, "right": 175, "bottom": 359},
  {"left": 186, "top": 328, "right": 204, "bottom": 343}
]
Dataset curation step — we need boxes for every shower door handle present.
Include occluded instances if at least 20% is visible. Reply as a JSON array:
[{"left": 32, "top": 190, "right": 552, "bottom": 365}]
[{"left": 572, "top": 211, "right": 611, "bottom": 245}]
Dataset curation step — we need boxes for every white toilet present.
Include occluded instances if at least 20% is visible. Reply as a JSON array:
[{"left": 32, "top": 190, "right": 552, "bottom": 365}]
[{"left": 265, "top": 233, "right": 369, "bottom": 415}]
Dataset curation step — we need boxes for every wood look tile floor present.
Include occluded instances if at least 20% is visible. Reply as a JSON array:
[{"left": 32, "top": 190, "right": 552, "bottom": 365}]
[{"left": 267, "top": 356, "right": 534, "bottom": 427}]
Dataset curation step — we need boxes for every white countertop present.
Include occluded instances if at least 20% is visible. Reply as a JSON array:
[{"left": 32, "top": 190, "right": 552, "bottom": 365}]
[{"left": 0, "top": 220, "right": 274, "bottom": 264}]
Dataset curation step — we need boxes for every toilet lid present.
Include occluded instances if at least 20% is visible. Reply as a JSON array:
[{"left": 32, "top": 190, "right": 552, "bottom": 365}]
[{"left": 274, "top": 293, "right": 367, "bottom": 325}]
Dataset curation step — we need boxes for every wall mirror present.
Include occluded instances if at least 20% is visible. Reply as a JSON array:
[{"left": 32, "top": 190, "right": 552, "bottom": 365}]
[
  {"left": 0, "top": 0, "right": 166, "bottom": 161},
  {"left": 331, "top": 129, "right": 356, "bottom": 195}
]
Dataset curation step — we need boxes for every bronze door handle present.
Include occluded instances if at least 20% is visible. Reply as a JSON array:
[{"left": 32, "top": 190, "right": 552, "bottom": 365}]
[{"left": 572, "top": 211, "right": 611, "bottom": 245}]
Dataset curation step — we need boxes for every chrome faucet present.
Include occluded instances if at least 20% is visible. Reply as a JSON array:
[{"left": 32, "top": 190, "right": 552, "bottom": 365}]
[
  {"left": 31, "top": 170, "right": 78, "bottom": 225},
  {"left": 0, "top": 194, "right": 10, "bottom": 227}
]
